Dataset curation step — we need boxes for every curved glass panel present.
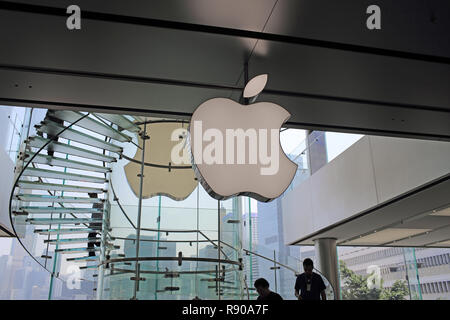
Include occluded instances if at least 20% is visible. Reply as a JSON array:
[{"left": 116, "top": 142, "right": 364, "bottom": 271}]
[{"left": 9, "top": 111, "right": 337, "bottom": 300}]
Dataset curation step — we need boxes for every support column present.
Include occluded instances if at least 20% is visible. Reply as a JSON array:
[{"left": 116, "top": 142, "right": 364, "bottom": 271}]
[{"left": 314, "top": 238, "right": 340, "bottom": 300}]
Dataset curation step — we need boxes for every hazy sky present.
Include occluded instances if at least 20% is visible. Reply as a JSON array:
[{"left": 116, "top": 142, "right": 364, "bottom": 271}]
[
  {"left": 0, "top": 238, "right": 12, "bottom": 256},
  {"left": 280, "top": 128, "right": 363, "bottom": 161},
  {"left": 325, "top": 132, "right": 364, "bottom": 161},
  {"left": 280, "top": 128, "right": 306, "bottom": 155}
]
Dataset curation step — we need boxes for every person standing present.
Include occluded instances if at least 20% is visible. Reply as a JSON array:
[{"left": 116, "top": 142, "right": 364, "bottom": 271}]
[
  {"left": 87, "top": 193, "right": 103, "bottom": 257},
  {"left": 41, "top": 110, "right": 64, "bottom": 158},
  {"left": 295, "top": 258, "right": 327, "bottom": 300}
]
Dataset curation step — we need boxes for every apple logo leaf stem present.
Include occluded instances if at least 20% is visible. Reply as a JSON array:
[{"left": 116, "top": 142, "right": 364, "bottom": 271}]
[{"left": 243, "top": 74, "right": 268, "bottom": 99}]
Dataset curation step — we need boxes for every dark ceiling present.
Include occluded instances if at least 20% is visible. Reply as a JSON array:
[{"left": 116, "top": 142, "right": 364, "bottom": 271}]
[{"left": 0, "top": 0, "right": 449, "bottom": 140}]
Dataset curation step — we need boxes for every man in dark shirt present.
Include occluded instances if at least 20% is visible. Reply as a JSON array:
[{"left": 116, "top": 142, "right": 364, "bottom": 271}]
[
  {"left": 295, "top": 258, "right": 327, "bottom": 300},
  {"left": 254, "top": 278, "right": 283, "bottom": 301},
  {"left": 42, "top": 111, "right": 64, "bottom": 158},
  {"left": 87, "top": 193, "right": 103, "bottom": 257}
]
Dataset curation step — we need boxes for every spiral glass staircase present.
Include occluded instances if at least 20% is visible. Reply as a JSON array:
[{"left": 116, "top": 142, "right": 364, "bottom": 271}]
[{"left": 8, "top": 109, "right": 336, "bottom": 300}]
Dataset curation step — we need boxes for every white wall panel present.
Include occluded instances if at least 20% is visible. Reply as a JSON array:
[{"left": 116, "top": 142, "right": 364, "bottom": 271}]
[
  {"left": 282, "top": 135, "right": 450, "bottom": 245},
  {"left": 282, "top": 178, "right": 314, "bottom": 245},
  {"left": 370, "top": 136, "right": 450, "bottom": 203},
  {"left": 310, "top": 137, "right": 378, "bottom": 232}
]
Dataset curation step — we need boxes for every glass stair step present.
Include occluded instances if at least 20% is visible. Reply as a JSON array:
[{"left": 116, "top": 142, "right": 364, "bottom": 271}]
[
  {"left": 93, "top": 113, "right": 140, "bottom": 133},
  {"left": 35, "top": 228, "right": 101, "bottom": 235},
  {"left": 17, "top": 181, "right": 105, "bottom": 193},
  {"left": 79, "top": 265, "right": 99, "bottom": 269},
  {"left": 37, "top": 120, "right": 123, "bottom": 153},
  {"left": 22, "top": 167, "right": 107, "bottom": 184},
  {"left": 15, "top": 194, "right": 103, "bottom": 204},
  {"left": 26, "top": 218, "right": 103, "bottom": 225},
  {"left": 105, "top": 243, "right": 120, "bottom": 250},
  {"left": 44, "top": 237, "right": 101, "bottom": 245},
  {"left": 105, "top": 254, "right": 125, "bottom": 260},
  {"left": 131, "top": 116, "right": 145, "bottom": 123},
  {"left": 27, "top": 136, "right": 116, "bottom": 163},
  {"left": 48, "top": 110, "right": 132, "bottom": 142},
  {"left": 26, "top": 153, "right": 111, "bottom": 173},
  {"left": 67, "top": 256, "right": 99, "bottom": 262},
  {"left": 56, "top": 247, "right": 101, "bottom": 254},
  {"left": 18, "top": 206, "right": 103, "bottom": 214}
]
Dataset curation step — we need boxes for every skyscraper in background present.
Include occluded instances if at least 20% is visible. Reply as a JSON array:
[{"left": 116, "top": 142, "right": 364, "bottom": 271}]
[
  {"left": 257, "top": 198, "right": 301, "bottom": 299},
  {"left": 0, "top": 237, "right": 50, "bottom": 299},
  {"left": 0, "top": 237, "right": 96, "bottom": 300},
  {"left": 242, "top": 210, "right": 259, "bottom": 288}
]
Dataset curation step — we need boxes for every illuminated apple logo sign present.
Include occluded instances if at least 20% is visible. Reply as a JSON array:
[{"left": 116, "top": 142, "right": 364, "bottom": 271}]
[{"left": 188, "top": 74, "right": 298, "bottom": 202}]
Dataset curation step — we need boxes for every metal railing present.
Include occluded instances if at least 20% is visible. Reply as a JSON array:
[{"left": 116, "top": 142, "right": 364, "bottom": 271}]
[{"left": 8, "top": 112, "right": 91, "bottom": 274}]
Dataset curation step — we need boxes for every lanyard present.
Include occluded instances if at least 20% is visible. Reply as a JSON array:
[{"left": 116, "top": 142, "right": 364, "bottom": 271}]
[{"left": 306, "top": 275, "right": 313, "bottom": 291}]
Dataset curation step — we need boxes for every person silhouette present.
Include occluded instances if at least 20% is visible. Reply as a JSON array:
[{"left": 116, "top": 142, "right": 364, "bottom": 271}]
[
  {"left": 295, "top": 258, "right": 327, "bottom": 300},
  {"left": 254, "top": 278, "right": 283, "bottom": 301},
  {"left": 42, "top": 110, "right": 64, "bottom": 158},
  {"left": 87, "top": 193, "right": 103, "bottom": 257}
]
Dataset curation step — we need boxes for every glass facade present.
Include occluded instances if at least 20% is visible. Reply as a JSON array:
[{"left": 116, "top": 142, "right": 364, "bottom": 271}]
[
  {"left": 0, "top": 107, "right": 448, "bottom": 301},
  {"left": 336, "top": 246, "right": 450, "bottom": 300}
]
